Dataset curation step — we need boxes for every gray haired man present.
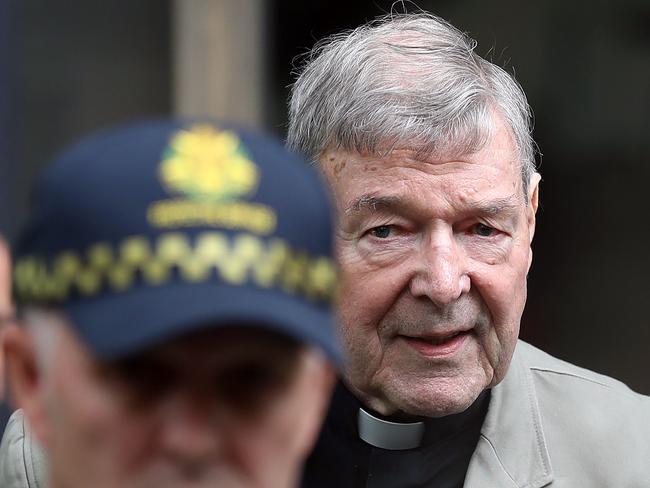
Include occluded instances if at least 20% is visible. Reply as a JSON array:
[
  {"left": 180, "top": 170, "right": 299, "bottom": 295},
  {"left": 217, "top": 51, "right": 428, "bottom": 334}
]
[{"left": 289, "top": 13, "right": 650, "bottom": 487}]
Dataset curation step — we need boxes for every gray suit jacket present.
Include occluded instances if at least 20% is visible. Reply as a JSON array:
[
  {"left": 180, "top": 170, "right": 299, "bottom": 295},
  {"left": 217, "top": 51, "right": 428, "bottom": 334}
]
[
  {"left": 0, "top": 409, "right": 46, "bottom": 488},
  {"left": 464, "top": 341, "right": 650, "bottom": 487},
  {"left": 1, "top": 341, "right": 649, "bottom": 487}
]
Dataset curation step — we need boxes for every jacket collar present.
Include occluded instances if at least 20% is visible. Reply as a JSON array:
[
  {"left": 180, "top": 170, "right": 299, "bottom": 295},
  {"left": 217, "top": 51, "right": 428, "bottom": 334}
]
[{"left": 464, "top": 341, "right": 554, "bottom": 488}]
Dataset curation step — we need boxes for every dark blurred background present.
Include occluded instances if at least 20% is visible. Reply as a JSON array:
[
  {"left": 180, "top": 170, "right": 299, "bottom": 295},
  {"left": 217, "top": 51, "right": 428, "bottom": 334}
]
[{"left": 1, "top": 0, "right": 648, "bottom": 393}]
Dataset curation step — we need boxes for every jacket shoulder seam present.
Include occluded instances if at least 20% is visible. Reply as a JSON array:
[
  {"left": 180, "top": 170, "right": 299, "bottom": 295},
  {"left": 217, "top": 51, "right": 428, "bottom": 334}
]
[
  {"left": 522, "top": 368, "right": 553, "bottom": 486},
  {"left": 18, "top": 412, "right": 34, "bottom": 488},
  {"left": 528, "top": 367, "right": 648, "bottom": 404},
  {"left": 529, "top": 367, "right": 615, "bottom": 388}
]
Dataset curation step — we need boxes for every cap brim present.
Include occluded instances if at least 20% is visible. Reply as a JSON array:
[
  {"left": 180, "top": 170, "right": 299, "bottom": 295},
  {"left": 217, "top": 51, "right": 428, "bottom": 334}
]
[{"left": 64, "top": 283, "right": 342, "bottom": 366}]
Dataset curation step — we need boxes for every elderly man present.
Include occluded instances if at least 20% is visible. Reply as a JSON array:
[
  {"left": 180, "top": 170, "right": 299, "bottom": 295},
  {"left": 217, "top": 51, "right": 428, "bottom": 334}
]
[
  {"left": 288, "top": 13, "right": 650, "bottom": 487},
  {"left": 0, "top": 120, "right": 339, "bottom": 488}
]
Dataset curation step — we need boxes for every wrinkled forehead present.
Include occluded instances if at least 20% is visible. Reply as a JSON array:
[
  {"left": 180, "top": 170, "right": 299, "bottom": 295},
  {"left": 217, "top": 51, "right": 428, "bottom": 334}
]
[{"left": 321, "top": 110, "right": 526, "bottom": 196}]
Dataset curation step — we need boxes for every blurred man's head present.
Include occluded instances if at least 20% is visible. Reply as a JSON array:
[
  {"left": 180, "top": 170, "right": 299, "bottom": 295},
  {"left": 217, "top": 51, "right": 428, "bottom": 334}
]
[
  {"left": 288, "top": 13, "right": 540, "bottom": 417},
  {"left": 4, "top": 121, "right": 339, "bottom": 488}
]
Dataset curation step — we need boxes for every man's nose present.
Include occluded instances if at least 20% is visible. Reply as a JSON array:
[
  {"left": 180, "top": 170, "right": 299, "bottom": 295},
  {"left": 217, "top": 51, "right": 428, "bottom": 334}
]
[
  {"left": 158, "top": 393, "right": 224, "bottom": 463},
  {"left": 409, "top": 228, "right": 470, "bottom": 306}
]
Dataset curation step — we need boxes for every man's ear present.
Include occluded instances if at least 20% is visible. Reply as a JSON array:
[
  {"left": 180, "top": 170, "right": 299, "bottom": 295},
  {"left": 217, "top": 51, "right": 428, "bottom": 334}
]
[
  {"left": 3, "top": 323, "right": 51, "bottom": 446},
  {"left": 527, "top": 172, "right": 541, "bottom": 243},
  {"left": 526, "top": 172, "right": 541, "bottom": 273}
]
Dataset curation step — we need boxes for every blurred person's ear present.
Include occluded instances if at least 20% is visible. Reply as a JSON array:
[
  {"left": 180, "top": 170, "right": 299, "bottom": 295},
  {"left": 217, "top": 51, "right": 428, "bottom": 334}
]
[
  {"left": 0, "top": 238, "right": 12, "bottom": 400},
  {"left": 0, "top": 238, "right": 11, "bottom": 315},
  {"left": 3, "top": 324, "right": 51, "bottom": 446}
]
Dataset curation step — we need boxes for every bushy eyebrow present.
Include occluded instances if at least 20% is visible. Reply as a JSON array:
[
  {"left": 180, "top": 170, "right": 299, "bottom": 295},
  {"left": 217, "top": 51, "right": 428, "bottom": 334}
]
[
  {"left": 345, "top": 193, "right": 522, "bottom": 220},
  {"left": 345, "top": 195, "right": 401, "bottom": 214},
  {"left": 471, "top": 195, "right": 521, "bottom": 216}
]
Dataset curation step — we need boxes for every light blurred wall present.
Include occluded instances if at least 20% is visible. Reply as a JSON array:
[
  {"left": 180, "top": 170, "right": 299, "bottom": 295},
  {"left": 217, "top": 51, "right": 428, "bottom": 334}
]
[{"left": 173, "top": 0, "right": 267, "bottom": 127}]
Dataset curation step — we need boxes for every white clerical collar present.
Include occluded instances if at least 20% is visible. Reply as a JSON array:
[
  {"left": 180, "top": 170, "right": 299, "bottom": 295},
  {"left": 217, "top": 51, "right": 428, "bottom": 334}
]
[{"left": 358, "top": 407, "right": 425, "bottom": 450}]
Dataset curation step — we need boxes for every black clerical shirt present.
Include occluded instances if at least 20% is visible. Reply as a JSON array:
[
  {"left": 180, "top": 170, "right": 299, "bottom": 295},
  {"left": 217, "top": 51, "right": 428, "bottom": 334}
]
[
  {"left": 0, "top": 402, "right": 11, "bottom": 436},
  {"left": 301, "top": 383, "right": 490, "bottom": 488}
]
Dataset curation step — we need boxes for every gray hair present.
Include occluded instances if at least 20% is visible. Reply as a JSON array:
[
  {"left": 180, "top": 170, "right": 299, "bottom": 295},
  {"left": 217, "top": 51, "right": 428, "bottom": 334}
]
[{"left": 287, "top": 13, "right": 537, "bottom": 194}]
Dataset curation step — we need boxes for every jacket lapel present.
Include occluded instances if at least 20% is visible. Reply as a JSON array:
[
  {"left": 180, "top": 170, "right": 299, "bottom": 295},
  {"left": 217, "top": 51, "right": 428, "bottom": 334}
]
[{"left": 464, "top": 341, "right": 554, "bottom": 488}]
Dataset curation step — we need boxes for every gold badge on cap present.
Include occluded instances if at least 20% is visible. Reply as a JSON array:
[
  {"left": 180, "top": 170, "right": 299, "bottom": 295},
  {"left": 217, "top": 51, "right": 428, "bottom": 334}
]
[
  {"left": 160, "top": 125, "right": 259, "bottom": 201},
  {"left": 147, "top": 125, "right": 276, "bottom": 235}
]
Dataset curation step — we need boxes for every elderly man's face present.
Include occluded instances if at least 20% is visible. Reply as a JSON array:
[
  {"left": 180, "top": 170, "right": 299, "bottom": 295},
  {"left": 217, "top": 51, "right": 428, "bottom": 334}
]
[
  {"left": 321, "top": 115, "right": 539, "bottom": 417},
  {"left": 10, "top": 317, "right": 332, "bottom": 488}
]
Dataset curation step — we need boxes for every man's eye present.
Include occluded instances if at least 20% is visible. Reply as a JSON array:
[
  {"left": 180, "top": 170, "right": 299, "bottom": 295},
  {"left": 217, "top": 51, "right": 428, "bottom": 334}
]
[
  {"left": 473, "top": 223, "right": 496, "bottom": 237},
  {"left": 369, "top": 225, "right": 392, "bottom": 238}
]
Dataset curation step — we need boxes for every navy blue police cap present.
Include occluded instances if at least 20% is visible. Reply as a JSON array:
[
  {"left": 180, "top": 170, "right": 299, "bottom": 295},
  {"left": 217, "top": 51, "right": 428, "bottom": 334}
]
[{"left": 13, "top": 119, "right": 341, "bottom": 363}]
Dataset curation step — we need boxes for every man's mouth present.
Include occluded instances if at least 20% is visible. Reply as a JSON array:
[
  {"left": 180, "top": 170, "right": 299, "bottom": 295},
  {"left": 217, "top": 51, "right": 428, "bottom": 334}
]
[{"left": 398, "top": 330, "right": 470, "bottom": 357}]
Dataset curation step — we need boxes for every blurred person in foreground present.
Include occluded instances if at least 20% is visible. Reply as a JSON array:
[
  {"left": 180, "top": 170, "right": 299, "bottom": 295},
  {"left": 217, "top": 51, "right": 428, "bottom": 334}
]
[
  {"left": 288, "top": 12, "right": 650, "bottom": 487},
  {"left": 0, "top": 120, "right": 339, "bottom": 488},
  {"left": 0, "top": 238, "right": 12, "bottom": 431}
]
